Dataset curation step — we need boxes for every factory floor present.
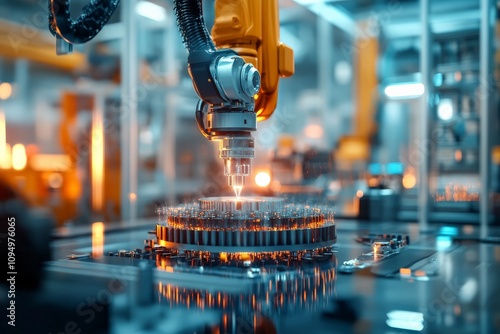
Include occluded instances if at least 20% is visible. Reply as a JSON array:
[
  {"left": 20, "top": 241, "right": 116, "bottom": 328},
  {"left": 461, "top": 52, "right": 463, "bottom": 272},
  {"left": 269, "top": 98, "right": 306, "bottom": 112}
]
[{"left": 4, "top": 219, "right": 500, "bottom": 334}]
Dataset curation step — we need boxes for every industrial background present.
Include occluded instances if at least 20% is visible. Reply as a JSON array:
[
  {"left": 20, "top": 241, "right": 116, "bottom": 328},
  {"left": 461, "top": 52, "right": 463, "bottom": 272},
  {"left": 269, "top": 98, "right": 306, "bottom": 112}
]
[{"left": 0, "top": 0, "right": 499, "bottom": 333}]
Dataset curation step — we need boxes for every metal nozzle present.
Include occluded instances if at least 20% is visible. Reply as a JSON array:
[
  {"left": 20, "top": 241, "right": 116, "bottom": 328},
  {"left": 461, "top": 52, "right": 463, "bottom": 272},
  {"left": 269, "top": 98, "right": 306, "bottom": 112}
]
[{"left": 218, "top": 136, "right": 254, "bottom": 188}]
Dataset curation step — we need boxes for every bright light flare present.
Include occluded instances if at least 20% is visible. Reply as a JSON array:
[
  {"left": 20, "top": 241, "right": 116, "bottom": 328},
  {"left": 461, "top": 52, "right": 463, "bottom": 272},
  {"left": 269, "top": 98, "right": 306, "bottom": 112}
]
[
  {"left": 0, "top": 83, "right": 12, "bottom": 100},
  {"left": 384, "top": 83, "right": 424, "bottom": 99},
  {"left": 0, "top": 112, "right": 6, "bottom": 168},
  {"left": 0, "top": 143, "right": 11, "bottom": 169},
  {"left": 12, "top": 144, "right": 27, "bottom": 170},
  {"left": 92, "top": 222, "right": 104, "bottom": 259},
  {"left": 136, "top": 1, "right": 167, "bottom": 22},
  {"left": 91, "top": 107, "right": 104, "bottom": 212},
  {"left": 437, "top": 98, "right": 454, "bottom": 121},
  {"left": 304, "top": 124, "right": 324, "bottom": 139},
  {"left": 255, "top": 172, "right": 271, "bottom": 187},
  {"left": 402, "top": 173, "right": 416, "bottom": 189},
  {"left": 386, "top": 310, "right": 424, "bottom": 332}
]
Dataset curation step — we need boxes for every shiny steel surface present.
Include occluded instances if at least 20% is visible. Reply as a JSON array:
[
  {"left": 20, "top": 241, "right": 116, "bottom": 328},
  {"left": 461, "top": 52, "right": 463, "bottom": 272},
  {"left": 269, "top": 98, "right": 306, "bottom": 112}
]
[{"left": 45, "top": 220, "right": 500, "bottom": 334}]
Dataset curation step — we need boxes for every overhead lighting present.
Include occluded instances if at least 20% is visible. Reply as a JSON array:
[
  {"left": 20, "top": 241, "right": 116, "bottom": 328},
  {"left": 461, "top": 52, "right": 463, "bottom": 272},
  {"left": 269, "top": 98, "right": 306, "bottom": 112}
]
[
  {"left": 293, "top": 0, "right": 355, "bottom": 36},
  {"left": 437, "top": 98, "right": 453, "bottom": 121},
  {"left": 386, "top": 310, "right": 424, "bottom": 332},
  {"left": 12, "top": 143, "right": 27, "bottom": 171},
  {"left": 386, "top": 319, "right": 424, "bottom": 331},
  {"left": 255, "top": 172, "right": 271, "bottom": 187},
  {"left": 0, "top": 82, "right": 12, "bottom": 100},
  {"left": 384, "top": 83, "right": 425, "bottom": 99},
  {"left": 136, "top": 1, "right": 167, "bottom": 22}
]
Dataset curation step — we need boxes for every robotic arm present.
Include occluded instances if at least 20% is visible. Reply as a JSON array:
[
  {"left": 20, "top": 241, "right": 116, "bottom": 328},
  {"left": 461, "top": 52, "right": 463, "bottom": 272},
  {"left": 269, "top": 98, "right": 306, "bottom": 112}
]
[
  {"left": 48, "top": 0, "right": 294, "bottom": 194},
  {"left": 174, "top": 0, "right": 294, "bottom": 194}
]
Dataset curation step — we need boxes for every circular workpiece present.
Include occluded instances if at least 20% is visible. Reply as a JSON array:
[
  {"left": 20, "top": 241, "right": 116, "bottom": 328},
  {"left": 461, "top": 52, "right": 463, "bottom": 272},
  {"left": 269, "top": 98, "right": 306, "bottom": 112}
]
[{"left": 156, "top": 197, "right": 336, "bottom": 252}]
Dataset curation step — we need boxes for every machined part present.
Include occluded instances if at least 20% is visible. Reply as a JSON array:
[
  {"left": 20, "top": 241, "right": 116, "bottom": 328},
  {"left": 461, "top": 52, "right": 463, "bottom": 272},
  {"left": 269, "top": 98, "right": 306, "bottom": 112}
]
[
  {"left": 218, "top": 136, "right": 254, "bottom": 159},
  {"left": 215, "top": 135, "right": 254, "bottom": 186},
  {"left": 211, "top": 55, "right": 261, "bottom": 104},
  {"left": 156, "top": 197, "right": 336, "bottom": 253},
  {"left": 156, "top": 224, "right": 336, "bottom": 253},
  {"left": 207, "top": 111, "right": 256, "bottom": 132}
]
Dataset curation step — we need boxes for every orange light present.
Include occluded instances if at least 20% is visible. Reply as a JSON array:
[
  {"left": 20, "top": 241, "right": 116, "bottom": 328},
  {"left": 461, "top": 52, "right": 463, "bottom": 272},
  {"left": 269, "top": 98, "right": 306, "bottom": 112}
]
[
  {"left": 304, "top": 124, "right": 324, "bottom": 139},
  {"left": 92, "top": 222, "right": 104, "bottom": 259},
  {"left": 91, "top": 108, "right": 104, "bottom": 212},
  {"left": 129, "top": 192, "right": 137, "bottom": 201},
  {"left": 1, "top": 143, "right": 12, "bottom": 169},
  {"left": 47, "top": 173, "right": 63, "bottom": 189},
  {"left": 0, "top": 83, "right": 12, "bottom": 100},
  {"left": 12, "top": 144, "right": 27, "bottom": 170},
  {"left": 30, "top": 154, "right": 71, "bottom": 171},
  {"left": 414, "top": 270, "right": 426, "bottom": 277},
  {"left": 356, "top": 190, "right": 364, "bottom": 198},
  {"left": 0, "top": 112, "right": 6, "bottom": 168},
  {"left": 219, "top": 252, "right": 227, "bottom": 262},
  {"left": 239, "top": 253, "right": 251, "bottom": 261},
  {"left": 454, "top": 149, "right": 462, "bottom": 162},
  {"left": 402, "top": 173, "right": 417, "bottom": 189},
  {"left": 255, "top": 171, "right": 271, "bottom": 187},
  {"left": 400, "top": 268, "right": 411, "bottom": 277}
]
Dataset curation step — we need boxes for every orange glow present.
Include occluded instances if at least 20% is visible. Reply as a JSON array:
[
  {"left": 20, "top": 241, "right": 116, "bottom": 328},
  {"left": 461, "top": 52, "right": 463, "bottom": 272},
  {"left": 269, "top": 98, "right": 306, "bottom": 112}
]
[
  {"left": 30, "top": 154, "right": 71, "bottom": 171},
  {"left": 304, "top": 124, "right": 324, "bottom": 139},
  {"left": 239, "top": 253, "right": 251, "bottom": 261},
  {"left": 400, "top": 268, "right": 411, "bottom": 277},
  {"left": 402, "top": 173, "right": 417, "bottom": 189},
  {"left": 47, "top": 173, "right": 63, "bottom": 189},
  {"left": 0, "top": 112, "right": 6, "bottom": 168},
  {"left": 91, "top": 109, "right": 104, "bottom": 212},
  {"left": 219, "top": 252, "right": 227, "bottom": 262},
  {"left": 414, "top": 270, "right": 426, "bottom": 277},
  {"left": 356, "top": 190, "right": 364, "bottom": 198},
  {"left": 164, "top": 266, "right": 174, "bottom": 273},
  {"left": 92, "top": 222, "right": 104, "bottom": 259},
  {"left": 255, "top": 171, "right": 271, "bottom": 187},
  {"left": 129, "top": 192, "right": 137, "bottom": 201},
  {"left": 454, "top": 149, "right": 462, "bottom": 162},
  {"left": 0, "top": 83, "right": 12, "bottom": 100},
  {"left": 12, "top": 144, "right": 27, "bottom": 170},
  {"left": 1, "top": 143, "right": 12, "bottom": 169}
]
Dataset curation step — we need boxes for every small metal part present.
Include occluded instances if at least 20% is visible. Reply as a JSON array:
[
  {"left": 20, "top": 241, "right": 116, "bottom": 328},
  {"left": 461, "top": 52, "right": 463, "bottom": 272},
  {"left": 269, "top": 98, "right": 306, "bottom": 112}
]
[
  {"left": 211, "top": 55, "right": 260, "bottom": 103},
  {"left": 215, "top": 135, "right": 255, "bottom": 187},
  {"left": 56, "top": 36, "right": 73, "bottom": 55}
]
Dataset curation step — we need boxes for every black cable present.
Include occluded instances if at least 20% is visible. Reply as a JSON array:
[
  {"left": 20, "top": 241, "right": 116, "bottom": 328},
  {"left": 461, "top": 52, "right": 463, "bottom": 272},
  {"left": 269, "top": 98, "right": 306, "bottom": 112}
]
[
  {"left": 48, "top": 0, "right": 120, "bottom": 44},
  {"left": 173, "top": 0, "right": 216, "bottom": 54}
]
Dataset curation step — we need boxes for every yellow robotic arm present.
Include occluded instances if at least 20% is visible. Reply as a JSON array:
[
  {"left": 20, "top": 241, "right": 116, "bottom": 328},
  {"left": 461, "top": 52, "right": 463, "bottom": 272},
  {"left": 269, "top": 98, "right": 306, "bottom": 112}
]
[
  {"left": 173, "top": 0, "right": 294, "bottom": 193},
  {"left": 212, "top": 0, "right": 295, "bottom": 121},
  {"left": 49, "top": 0, "right": 294, "bottom": 193}
]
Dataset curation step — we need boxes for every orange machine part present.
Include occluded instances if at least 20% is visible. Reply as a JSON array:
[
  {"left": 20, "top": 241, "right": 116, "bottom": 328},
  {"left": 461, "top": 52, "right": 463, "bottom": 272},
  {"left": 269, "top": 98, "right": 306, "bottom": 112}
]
[{"left": 212, "top": 0, "right": 294, "bottom": 121}]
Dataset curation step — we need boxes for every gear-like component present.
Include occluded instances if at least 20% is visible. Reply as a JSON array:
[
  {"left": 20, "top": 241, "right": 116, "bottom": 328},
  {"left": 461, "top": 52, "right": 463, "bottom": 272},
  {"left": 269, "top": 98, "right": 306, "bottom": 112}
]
[{"left": 156, "top": 197, "right": 336, "bottom": 253}]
